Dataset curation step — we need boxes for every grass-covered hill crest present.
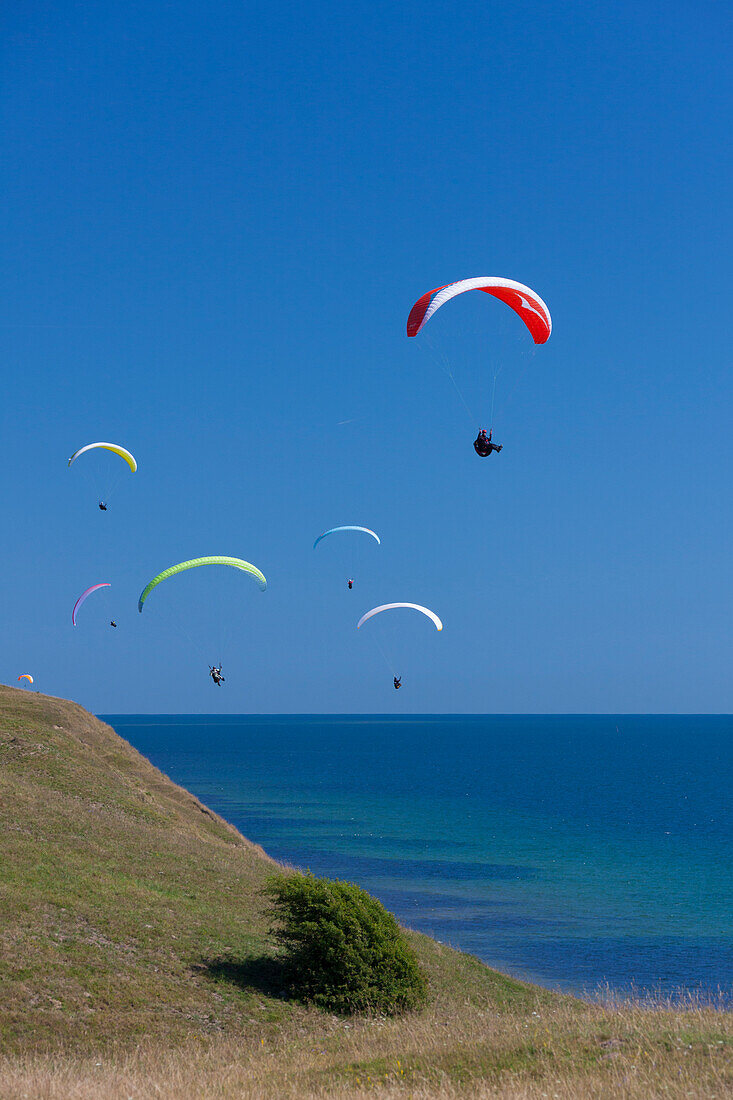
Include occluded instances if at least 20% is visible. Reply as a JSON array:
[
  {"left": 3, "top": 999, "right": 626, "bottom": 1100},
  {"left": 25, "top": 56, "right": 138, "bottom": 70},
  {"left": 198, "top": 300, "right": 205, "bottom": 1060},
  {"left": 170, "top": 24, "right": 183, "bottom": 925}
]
[{"left": 0, "top": 686, "right": 730, "bottom": 1098}]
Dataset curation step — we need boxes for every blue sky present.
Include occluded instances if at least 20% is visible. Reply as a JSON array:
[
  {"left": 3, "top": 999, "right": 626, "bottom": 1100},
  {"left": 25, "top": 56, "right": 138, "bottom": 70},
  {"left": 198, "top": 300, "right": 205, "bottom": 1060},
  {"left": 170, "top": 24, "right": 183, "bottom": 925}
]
[{"left": 1, "top": 0, "right": 731, "bottom": 713}]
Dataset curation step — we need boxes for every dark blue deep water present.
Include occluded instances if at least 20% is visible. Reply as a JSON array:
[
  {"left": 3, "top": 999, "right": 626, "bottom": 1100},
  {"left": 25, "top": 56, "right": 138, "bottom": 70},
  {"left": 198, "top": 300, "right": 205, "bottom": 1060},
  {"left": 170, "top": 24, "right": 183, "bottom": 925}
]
[{"left": 103, "top": 714, "right": 733, "bottom": 1002}]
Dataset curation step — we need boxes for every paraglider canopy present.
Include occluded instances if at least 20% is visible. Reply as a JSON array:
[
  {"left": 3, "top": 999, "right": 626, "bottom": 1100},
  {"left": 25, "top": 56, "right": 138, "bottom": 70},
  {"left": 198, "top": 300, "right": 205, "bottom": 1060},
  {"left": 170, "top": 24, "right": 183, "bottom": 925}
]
[
  {"left": 357, "top": 603, "right": 443, "bottom": 631},
  {"left": 17, "top": 674, "right": 33, "bottom": 684},
  {"left": 407, "top": 277, "right": 551, "bottom": 345},
  {"left": 313, "top": 526, "right": 381, "bottom": 550},
  {"left": 138, "top": 556, "right": 267, "bottom": 612},
  {"left": 68, "top": 442, "right": 138, "bottom": 472},
  {"left": 72, "top": 583, "right": 111, "bottom": 626}
]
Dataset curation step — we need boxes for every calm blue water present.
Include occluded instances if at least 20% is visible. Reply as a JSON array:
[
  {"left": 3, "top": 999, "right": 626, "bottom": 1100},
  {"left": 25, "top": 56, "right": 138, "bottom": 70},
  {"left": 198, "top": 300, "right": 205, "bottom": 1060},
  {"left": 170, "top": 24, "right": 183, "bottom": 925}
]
[{"left": 103, "top": 714, "right": 733, "bottom": 1002}]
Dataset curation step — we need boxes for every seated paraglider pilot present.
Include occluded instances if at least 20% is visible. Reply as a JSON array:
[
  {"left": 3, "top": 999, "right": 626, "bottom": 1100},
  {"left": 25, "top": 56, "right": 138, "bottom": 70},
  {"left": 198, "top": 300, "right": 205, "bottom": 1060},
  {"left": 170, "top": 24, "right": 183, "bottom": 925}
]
[
  {"left": 209, "top": 665, "right": 225, "bottom": 686},
  {"left": 347, "top": 579, "right": 354, "bottom": 589},
  {"left": 110, "top": 621, "right": 117, "bottom": 628},
  {"left": 393, "top": 675, "right": 402, "bottom": 690},
  {"left": 473, "top": 428, "right": 503, "bottom": 457},
  {"left": 98, "top": 501, "right": 108, "bottom": 511}
]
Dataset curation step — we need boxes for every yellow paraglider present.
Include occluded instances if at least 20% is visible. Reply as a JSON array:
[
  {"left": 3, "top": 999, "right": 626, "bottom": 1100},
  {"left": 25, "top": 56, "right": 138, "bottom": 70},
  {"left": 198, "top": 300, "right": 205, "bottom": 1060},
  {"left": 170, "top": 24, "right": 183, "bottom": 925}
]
[{"left": 68, "top": 442, "right": 137, "bottom": 472}]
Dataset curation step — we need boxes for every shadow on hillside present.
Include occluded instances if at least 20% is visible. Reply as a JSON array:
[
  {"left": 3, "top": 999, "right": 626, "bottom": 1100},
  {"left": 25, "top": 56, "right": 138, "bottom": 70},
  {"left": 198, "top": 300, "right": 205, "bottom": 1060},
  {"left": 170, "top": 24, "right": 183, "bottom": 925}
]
[{"left": 200, "top": 955, "right": 290, "bottom": 999}]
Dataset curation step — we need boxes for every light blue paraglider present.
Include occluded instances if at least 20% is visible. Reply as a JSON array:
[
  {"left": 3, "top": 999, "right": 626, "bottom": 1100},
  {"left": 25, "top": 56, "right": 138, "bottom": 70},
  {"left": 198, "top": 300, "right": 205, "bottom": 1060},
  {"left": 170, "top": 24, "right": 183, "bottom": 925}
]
[{"left": 313, "top": 526, "right": 381, "bottom": 550}]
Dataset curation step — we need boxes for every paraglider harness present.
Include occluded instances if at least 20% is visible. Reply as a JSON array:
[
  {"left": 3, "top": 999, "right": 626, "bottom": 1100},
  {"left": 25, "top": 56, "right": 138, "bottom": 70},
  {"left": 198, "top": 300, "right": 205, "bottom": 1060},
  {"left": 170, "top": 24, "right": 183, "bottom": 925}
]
[
  {"left": 393, "top": 676, "right": 402, "bottom": 690},
  {"left": 98, "top": 501, "right": 108, "bottom": 511},
  {"left": 348, "top": 579, "right": 354, "bottom": 589},
  {"left": 209, "top": 665, "right": 225, "bottom": 686},
  {"left": 473, "top": 429, "right": 502, "bottom": 458}
]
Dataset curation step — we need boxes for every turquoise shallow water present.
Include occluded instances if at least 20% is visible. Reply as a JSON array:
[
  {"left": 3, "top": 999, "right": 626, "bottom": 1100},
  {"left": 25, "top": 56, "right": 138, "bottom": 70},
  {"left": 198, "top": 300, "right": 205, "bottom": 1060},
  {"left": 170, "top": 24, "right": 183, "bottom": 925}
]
[{"left": 104, "top": 714, "right": 733, "bottom": 1001}]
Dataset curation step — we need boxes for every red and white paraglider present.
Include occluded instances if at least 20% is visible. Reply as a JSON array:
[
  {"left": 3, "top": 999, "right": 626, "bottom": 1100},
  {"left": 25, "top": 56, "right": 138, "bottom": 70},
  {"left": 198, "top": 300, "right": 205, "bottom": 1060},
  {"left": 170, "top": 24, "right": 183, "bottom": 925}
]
[
  {"left": 407, "top": 276, "right": 552, "bottom": 457},
  {"left": 407, "top": 277, "right": 551, "bottom": 344}
]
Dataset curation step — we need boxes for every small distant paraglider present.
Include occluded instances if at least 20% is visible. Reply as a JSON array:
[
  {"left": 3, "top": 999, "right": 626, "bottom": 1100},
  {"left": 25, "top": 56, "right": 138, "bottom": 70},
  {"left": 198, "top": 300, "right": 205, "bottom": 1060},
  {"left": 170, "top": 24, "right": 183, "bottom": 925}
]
[
  {"left": 357, "top": 603, "right": 442, "bottom": 690},
  {"left": 68, "top": 442, "right": 137, "bottom": 510},
  {"left": 72, "top": 583, "right": 111, "bottom": 627},
  {"left": 17, "top": 674, "right": 33, "bottom": 685},
  {"left": 209, "top": 665, "right": 225, "bottom": 686},
  {"left": 313, "top": 526, "right": 380, "bottom": 589}
]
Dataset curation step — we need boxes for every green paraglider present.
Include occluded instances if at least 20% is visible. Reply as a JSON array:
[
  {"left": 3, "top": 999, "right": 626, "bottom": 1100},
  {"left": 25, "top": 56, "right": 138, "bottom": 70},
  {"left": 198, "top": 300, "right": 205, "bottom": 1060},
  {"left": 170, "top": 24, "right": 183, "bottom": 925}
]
[{"left": 138, "top": 556, "right": 267, "bottom": 612}]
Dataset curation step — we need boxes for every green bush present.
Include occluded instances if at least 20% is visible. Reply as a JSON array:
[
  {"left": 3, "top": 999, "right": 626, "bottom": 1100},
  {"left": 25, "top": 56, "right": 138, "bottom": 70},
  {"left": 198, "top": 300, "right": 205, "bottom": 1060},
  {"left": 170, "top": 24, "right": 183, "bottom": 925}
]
[{"left": 264, "top": 871, "right": 428, "bottom": 1016}]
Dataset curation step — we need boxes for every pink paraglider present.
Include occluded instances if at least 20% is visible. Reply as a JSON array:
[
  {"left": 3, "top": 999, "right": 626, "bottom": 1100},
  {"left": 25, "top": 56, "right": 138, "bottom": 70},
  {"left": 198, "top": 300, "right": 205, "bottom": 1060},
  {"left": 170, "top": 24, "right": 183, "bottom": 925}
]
[{"left": 72, "top": 583, "right": 111, "bottom": 626}]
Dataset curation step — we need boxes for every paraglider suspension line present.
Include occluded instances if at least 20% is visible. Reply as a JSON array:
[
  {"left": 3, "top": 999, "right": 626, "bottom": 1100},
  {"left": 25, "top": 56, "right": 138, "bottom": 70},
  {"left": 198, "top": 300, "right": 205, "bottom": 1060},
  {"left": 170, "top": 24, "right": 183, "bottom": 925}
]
[
  {"left": 489, "top": 367, "right": 501, "bottom": 431},
  {"left": 495, "top": 347, "right": 536, "bottom": 418},
  {"left": 372, "top": 636, "right": 397, "bottom": 678},
  {"left": 442, "top": 364, "right": 475, "bottom": 423}
]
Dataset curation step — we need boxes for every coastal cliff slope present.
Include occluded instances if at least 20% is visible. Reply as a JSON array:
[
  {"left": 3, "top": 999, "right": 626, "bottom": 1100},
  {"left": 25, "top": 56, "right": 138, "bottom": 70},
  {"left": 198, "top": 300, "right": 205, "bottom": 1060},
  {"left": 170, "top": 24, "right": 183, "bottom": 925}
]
[
  {"left": 0, "top": 686, "right": 533, "bottom": 1052},
  {"left": 0, "top": 686, "right": 730, "bottom": 1098}
]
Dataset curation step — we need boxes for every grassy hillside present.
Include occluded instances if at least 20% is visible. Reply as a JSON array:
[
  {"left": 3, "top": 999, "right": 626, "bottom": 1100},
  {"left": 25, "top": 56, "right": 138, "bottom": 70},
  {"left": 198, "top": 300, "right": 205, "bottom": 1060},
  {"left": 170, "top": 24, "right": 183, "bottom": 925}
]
[{"left": 0, "top": 685, "right": 730, "bottom": 1098}]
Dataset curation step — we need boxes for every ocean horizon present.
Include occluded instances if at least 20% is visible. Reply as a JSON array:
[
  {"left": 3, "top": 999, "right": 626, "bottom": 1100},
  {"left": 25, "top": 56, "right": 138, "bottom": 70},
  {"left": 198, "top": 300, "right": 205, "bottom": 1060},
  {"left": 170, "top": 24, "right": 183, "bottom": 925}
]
[{"left": 104, "top": 713, "right": 733, "bottom": 1004}]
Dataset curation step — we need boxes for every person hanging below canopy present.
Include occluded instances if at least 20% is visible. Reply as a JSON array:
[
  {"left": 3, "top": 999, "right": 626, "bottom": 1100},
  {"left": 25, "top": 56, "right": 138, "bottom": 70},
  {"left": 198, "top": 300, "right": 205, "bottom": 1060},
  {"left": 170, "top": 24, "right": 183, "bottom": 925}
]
[
  {"left": 393, "top": 675, "right": 402, "bottom": 690},
  {"left": 98, "top": 501, "right": 108, "bottom": 511},
  {"left": 473, "top": 429, "right": 502, "bottom": 457},
  {"left": 347, "top": 579, "right": 354, "bottom": 589},
  {"left": 110, "top": 621, "right": 117, "bottom": 628},
  {"left": 209, "top": 665, "right": 225, "bottom": 686}
]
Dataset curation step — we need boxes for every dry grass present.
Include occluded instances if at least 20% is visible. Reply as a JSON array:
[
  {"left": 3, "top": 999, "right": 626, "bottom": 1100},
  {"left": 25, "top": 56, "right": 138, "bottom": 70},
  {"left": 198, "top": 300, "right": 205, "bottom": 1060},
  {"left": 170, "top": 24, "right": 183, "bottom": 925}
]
[
  {"left": 0, "top": 997, "right": 731, "bottom": 1098},
  {"left": 0, "top": 686, "right": 731, "bottom": 1098}
]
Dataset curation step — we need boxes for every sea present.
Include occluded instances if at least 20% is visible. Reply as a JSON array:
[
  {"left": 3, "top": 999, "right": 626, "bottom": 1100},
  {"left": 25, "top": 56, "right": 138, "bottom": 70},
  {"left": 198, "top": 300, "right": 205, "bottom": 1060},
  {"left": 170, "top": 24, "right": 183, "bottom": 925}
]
[{"left": 103, "top": 714, "right": 733, "bottom": 1003}]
